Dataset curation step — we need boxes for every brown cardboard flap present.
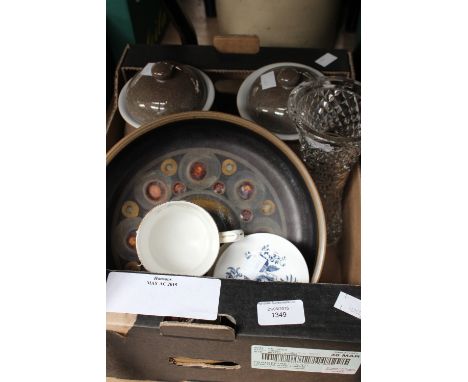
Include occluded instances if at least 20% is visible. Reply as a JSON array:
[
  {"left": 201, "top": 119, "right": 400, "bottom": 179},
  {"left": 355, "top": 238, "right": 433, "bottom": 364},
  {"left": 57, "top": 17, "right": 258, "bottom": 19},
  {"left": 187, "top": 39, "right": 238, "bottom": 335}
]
[
  {"left": 160, "top": 321, "right": 236, "bottom": 341},
  {"left": 319, "top": 243, "right": 343, "bottom": 283},
  {"left": 340, "top": 165, "right": 361, "bottom": 285},
  {"left": 106, "top": 106, "right": 124, "bottom": 152},
  {"left": 106, "top": 312, "right": 137, "bottom": 336}
]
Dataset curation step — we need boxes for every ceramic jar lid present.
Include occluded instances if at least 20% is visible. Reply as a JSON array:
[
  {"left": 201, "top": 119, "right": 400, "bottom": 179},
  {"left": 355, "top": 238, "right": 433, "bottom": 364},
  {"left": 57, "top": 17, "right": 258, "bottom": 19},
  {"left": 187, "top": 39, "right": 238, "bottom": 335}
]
[
  {"left": 237, "top": 62, "right": 324, "bottom": 140},
  {"left": 118, "top": 62, "right": 215, "bottom": 128}
]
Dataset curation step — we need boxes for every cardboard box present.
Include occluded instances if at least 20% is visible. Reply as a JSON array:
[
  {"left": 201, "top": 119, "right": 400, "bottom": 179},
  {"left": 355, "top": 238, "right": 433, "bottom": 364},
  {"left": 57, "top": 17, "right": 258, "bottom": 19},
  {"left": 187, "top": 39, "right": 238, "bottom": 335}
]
[
  {"left": 106, "top": 44, "right": 361, "bottom": 381},
  {"left": 107, "top": 279, "right": 360, "bottom": 381}
]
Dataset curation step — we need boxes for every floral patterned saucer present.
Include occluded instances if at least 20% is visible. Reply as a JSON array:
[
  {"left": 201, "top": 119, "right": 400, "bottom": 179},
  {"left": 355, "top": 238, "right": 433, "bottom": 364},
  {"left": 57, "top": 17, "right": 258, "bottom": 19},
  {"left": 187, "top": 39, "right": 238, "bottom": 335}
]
[{"left": 213, "top": 233, "right": 309, "bottom": 283}]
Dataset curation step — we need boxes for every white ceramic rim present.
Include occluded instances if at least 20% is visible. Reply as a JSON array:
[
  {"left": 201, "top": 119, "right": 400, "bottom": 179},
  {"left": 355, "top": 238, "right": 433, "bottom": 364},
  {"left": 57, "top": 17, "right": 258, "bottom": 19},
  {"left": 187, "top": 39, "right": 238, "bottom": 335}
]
[
  {"left": 199, "top": 68, "right": 215, "bottom": 111},
  {"left": 118, "top": 80, "right": 140, "bottom": 128},
  {"left": 213, "top": 232, "right": 310, "bottom": 283},
  {"left": 135, "top": 200, "right": 220, "bottom": 276},
  {"left": 237, "top": 62, "right": 324, "bottom": 141},
  {"left": 118, "top": 66, "right": 215, "bottom": 129}
]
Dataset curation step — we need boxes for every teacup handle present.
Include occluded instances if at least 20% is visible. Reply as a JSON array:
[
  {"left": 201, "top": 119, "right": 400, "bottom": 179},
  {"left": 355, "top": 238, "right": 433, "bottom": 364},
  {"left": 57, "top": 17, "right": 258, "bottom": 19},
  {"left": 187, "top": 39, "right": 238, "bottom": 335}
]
[{"left": 219, "top": 229, "right": 244, "bottom": 244}]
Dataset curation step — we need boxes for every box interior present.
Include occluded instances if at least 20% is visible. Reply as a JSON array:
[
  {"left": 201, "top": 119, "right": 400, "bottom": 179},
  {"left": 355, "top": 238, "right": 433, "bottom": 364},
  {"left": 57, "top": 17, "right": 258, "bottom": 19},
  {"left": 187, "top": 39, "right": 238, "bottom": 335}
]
[{"left": 106, "top": 44, "right": 360, "bottom": 286}]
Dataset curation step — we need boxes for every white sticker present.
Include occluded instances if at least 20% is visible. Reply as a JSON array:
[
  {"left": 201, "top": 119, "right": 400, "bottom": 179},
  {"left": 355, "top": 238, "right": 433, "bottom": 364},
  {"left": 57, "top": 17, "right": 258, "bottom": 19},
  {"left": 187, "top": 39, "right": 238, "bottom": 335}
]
[
  {"left": 251, "top": 345, "right": 361, "bottom": 374},
  {"left": 257, "top": 300, "right": 305, "bottom": 326},
  {"left": 106, "top": 272, "right": 221, "bottom": 320},
  {"left": 315, "top": 53, "right": 338, "bottom": 68},
  {"left": 140, "top": 63, "right": 153, "bottom": 76},
  {"left": 334, "top": 292, "right": 361, "bottom": 320},
  {"left": 260, "top": 71, "right": 277, "bottom": 90}
]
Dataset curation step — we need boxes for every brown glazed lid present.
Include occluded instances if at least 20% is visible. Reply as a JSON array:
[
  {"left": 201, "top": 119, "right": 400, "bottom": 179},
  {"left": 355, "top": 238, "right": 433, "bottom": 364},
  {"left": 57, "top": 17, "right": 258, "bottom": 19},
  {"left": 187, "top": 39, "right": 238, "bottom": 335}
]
[
  {"left": 124, "top": 62, "right": 211, "bottom": 125},
  {"left": 247, "top": 65, "right": 323, "bottom": 137}
]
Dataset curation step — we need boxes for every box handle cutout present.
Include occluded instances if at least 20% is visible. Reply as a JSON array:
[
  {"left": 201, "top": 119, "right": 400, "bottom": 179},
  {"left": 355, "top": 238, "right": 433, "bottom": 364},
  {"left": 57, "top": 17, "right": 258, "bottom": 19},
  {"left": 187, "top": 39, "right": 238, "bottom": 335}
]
[
  {"left": 213, "top": 35, "right": 260, "bottom": 54},
  {"left": 160, "top": 315, "right": 236, "bottom": 341},
  {"left": 169, "top": 356, "right": 240, "bottom": 370}
]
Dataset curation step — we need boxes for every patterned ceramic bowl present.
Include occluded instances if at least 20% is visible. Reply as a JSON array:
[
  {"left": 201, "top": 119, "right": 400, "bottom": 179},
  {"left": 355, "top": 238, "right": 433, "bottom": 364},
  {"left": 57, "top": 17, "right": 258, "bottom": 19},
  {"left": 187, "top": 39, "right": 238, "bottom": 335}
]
[{"left": 213, "top": 233, "right": 309, "bottom": 283}]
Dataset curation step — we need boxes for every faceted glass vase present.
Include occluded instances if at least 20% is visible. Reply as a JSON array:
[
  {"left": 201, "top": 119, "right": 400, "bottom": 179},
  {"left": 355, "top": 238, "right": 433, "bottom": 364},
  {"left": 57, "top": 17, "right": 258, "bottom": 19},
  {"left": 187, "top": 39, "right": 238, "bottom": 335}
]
[{"left": 288, "top": 77, "right": 361, "bottom": 245}]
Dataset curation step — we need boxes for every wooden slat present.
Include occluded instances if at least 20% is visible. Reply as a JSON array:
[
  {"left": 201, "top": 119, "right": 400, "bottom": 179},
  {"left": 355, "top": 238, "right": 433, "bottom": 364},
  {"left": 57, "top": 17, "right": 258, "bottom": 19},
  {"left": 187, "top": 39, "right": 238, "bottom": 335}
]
[{"left": 213, "top": 35, "right": 260, "bottom": 54}]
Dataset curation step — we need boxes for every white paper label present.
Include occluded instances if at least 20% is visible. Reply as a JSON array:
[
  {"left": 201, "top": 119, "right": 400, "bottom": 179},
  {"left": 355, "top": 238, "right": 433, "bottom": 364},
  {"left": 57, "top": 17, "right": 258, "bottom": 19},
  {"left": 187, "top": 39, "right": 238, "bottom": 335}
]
[
  {"left": 257, "top": 300, "right": 305, "bottom": 326},
  {"left": 106, "top": 272, "right": 221, "bottom": 320},
  {"left": 315, "top": 53, "right": 338, "bottom": 68},
  {"left": 251, "top": 345, "right": 361, "bottom": 374},
  {"left": 334, "top": 292, "right": 361, "bottom": 319},
  {"left": 260, "top": 71, "right": 277, "bottom": 90}
]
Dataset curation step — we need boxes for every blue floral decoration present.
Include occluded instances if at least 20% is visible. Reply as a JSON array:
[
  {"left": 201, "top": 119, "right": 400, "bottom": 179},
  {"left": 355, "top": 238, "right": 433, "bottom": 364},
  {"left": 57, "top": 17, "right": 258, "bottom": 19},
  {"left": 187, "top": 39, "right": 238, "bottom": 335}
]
[
  {"left": 224, "top": 244, "right": 297, "bottom": 282},
  {"left": 225, "top": 266, "right": 249, "bottom": 280}
]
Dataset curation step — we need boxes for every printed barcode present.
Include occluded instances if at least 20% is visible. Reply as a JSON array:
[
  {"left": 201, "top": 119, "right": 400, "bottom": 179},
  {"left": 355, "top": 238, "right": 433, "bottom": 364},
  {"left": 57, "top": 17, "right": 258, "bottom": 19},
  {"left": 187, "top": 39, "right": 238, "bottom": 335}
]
[{"left": 261, "top": 353, "right": 351, "bottom": 365}]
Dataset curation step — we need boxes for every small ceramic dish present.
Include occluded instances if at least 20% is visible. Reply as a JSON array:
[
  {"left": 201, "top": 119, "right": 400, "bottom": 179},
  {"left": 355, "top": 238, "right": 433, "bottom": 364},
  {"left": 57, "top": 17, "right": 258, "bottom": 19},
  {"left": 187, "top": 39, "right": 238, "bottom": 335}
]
[
  {"left": 213, "top": 233, "right": 309, "bottom": 283},
  {"left": 237, "top": 62, "right": 324, "bottom": 141},
  {"left": 118, "top": 62, "right": 215, "bottom": 128}
]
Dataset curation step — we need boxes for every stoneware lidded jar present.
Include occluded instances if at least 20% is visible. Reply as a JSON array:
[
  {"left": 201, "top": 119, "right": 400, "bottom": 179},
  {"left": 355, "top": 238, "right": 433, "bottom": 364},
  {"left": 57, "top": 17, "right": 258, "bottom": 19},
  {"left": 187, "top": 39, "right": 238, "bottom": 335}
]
[
  {"left": 118, "top": 61, "right": 215, "bottom": 128},
  {"left": 237, "top": 62, "right": 324, "bottom": 141}
]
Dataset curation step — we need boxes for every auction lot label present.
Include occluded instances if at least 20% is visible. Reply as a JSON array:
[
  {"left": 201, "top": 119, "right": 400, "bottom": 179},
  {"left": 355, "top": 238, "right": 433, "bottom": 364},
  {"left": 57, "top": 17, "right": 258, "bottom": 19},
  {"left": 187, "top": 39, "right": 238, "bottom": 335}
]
[{"left": 257, "top": 300, "right": 305, "bottom": 326}]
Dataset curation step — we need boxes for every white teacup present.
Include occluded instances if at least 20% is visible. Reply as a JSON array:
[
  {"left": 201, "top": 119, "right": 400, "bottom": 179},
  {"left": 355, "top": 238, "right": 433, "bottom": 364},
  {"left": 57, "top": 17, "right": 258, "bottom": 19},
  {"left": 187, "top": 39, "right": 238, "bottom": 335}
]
[
  {"left": 213, "top": 233, "right": 309, "bottom": 283},
  {"left": 136, "top": 201, "right": 243, "bottom": 276}
]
